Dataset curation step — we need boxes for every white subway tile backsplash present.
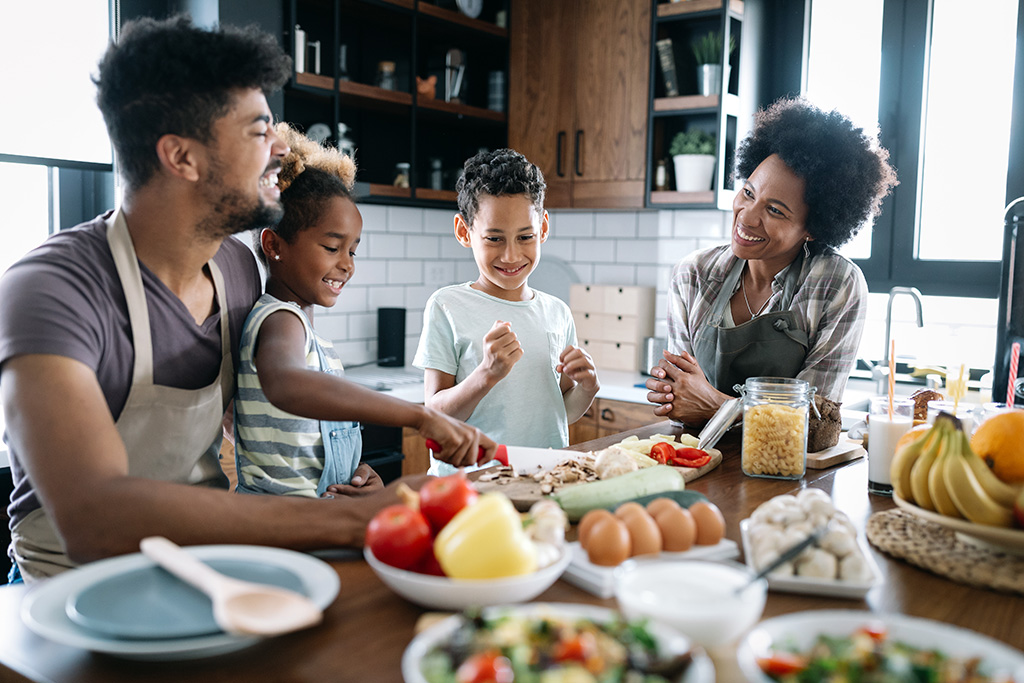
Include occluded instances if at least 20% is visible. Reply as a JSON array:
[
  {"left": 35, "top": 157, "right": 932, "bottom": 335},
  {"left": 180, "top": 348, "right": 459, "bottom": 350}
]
[
  {"left": 595, "top": 212, "right": 638, "bottom": 238},
  {"left": 574, "top": 239, "right": 616, "bottom": 263},
  {"left": 657, "top": 210, "right": 674, "bottom": 237},
  {"left": 542, "top": 238, "right": 574, "bottom": 261},
  {"left": 388, "top": 206, "right": 424, "bottom": 233},
  {"left": 573, "top": 263, "right": 595, "bottom": 284},
  {"left": 636, "top": 266, "right": 658, "bottom": 288},
  {"left": 549, "top": 211, "right": 595, "bottom": 238},
  {"left": 674, "top": 209, "right": 728, "bottom": 238},
  {"left": 405, "top": 235, "right": 441, "bottom": 259},
  {"left": 366, "top": 233, "right": 407, "bottom": 258},
  {"left": 313, "top": 313, "right": 348, "bottom": 341},
  {"left": 336, "top": 340, "right": 374, "bottom": 365},
  {"left": 456, "top": 261, "right": 478, "bottom": 282},
  {"left": 591, "top": 264, "right": 637, "bottom": 285},
  {"left": 387, "top": 260, "right": 423, "bottom": 285},
  {"left": 334, "top": 285, "right": 368, "bottom": 313},
  {"left": 368, "top": 285, "right": 406, "bottom": 310},
  {"left": 423, "top": 208, "right": 456, "bottom": 235},
  {"left": 405, "top": 284, "right": 440, "bottom": 310},
  {"left": 359, "top": 204, "right": 388, "bottom": 233},
  {"left": 615, "top": 238, "right": 660, "bottom": 265},
  {"left": 657, "top": 238, "right": 701, "bottom": 266},
  {"left": 440, "top": 238, "right": 468, "bottom": 259},
  {"left": 355, "top": 260, "right": 387, "bottom": 285},
  {"left": 638, "top": 211, "right": 660, "bottom": 238},
  {"left": 349, "top": 312, "right": 377, "bottom": 340}
]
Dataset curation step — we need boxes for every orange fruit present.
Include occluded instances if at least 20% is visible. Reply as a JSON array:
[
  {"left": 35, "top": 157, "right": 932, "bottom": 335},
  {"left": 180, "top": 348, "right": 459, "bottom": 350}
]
[
  {"left": 896, "top": 423, "right": 932, "bottom": 453},
  {"left": 970, "top": 411, "right": 1024, "bottom": 484}
]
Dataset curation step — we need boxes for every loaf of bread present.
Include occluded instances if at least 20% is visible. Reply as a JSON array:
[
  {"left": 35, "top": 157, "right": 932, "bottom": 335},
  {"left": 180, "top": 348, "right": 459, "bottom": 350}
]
[
  {"left": 807, "top": 394, "right": 843, "bottom": 453},
  {"left": 910, "top": 388, "right": 943, "bottom": 423}
]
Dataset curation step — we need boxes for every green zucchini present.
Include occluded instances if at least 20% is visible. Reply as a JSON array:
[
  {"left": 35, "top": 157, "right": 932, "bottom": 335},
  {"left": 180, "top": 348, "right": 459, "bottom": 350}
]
[{"left": 551, "top": 465, "right": 685, "bottom": 521}]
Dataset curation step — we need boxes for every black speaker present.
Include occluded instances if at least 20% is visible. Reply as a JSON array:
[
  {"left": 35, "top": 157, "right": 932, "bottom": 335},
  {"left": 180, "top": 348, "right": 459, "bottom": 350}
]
[{"left": 377, "top": 308, "right": 406, "bottom": 367}]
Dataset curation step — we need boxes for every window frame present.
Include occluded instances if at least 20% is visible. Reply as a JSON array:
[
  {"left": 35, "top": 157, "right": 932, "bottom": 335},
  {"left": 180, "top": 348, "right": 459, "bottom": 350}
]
[{"left": 814, "top": 0, "right": 1024, "bottom": 298}]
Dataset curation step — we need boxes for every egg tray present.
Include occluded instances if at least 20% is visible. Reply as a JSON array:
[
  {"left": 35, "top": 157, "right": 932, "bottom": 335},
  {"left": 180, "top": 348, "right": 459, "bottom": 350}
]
[{"left": 560, "top": 539, "right": 739, "bottom": 599}]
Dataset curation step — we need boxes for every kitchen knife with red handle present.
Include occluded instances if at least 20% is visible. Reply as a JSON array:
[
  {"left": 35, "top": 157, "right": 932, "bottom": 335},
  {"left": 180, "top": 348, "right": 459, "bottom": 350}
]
[{"left": 425, "top": 439, "right": 509, "bottom": 467}]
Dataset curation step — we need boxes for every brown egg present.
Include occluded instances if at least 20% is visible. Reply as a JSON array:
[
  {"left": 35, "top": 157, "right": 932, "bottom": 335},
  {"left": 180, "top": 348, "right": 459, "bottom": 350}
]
[
  {"left": 690, "top": 501, "right": 726, "bottom": 545},
  {"left": 585, "top": 516, "right": 632, "bottom": 566},
  {"left": 653, "top": 505, "right": 696, "bottom": 552},
  {"left": 578, "top": 509, "right": 616, "bottom": 550},
  {"left": 614, "top": 502, "right": 648, "bottom": 520},
  {"left": 646, "top": 497, "right": 683, "bottom": 518},
  {"left": 621, "top": 508, "right": 663, "bottom": 557}
]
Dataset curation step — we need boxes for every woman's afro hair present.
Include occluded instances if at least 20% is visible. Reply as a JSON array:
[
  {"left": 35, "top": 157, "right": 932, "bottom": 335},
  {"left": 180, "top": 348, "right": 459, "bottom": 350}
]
[{"left": 735, "top": 97, "right": 898, "bottom": 249}]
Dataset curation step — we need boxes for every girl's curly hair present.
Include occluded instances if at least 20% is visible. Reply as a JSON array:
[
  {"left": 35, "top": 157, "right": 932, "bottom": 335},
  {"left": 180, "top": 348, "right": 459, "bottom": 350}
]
[
  {"left": 735, "top": 98, "right": 898, "bottom": 249},
  {"left": 269, "top": 122, "right": 357, "bottom": 245}
]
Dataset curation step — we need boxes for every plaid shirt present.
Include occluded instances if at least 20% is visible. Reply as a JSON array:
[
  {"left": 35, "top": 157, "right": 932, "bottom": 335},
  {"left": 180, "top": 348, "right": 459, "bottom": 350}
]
[{"left": 667, "top": 244, "right": 867, "bottom": 401}]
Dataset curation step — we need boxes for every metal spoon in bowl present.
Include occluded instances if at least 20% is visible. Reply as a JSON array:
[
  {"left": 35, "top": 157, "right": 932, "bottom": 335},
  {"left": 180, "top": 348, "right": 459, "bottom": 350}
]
[
  {"left": 734, "top": 526, "right": 827, "bottom": 596},
  {"left": 139, "top": 536, "right": 323, "bottom": 637}
]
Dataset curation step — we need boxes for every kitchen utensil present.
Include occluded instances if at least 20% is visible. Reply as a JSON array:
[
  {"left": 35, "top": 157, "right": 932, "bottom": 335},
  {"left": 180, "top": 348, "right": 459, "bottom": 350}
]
[
  {"left": 697, "top": 397, "right": 742, "bottom": 451},
  {"left": 734, "top": 526, "right": 825, "bottom": 595},
  {"left": 445, "top": 49, "right": 465, "bottom": 102},
  {"left": 139, "top": 537, "right": 322, "bottom": 637},
  {"left": 293, "top": 25, "right": 306, "bottom": 73}
]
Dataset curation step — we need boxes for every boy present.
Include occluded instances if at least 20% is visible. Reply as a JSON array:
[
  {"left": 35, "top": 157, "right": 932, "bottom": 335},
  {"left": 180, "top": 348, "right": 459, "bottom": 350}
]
[{"left": 413, "top": 149, "right": 600, "bottom": 475}]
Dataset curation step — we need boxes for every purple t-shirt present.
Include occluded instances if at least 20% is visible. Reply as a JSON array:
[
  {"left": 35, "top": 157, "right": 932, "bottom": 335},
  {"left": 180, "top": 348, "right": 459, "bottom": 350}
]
[{"left": 0, "top": 213, "right": 261, "bottom": 528}]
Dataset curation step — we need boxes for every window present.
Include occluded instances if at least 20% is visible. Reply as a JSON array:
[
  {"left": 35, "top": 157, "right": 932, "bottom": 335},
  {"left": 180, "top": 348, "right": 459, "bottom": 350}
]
[{"left": 806, "top": 0, "right": 1020, "bottom": 297}]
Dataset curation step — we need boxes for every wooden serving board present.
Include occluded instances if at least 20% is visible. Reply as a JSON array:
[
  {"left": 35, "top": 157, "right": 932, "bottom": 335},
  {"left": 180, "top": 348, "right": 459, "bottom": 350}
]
[
  {"left": 473, "top": 448, "right": 723, "bottom": 512},
  {"left": 806, "top": 439, "right": 865, "bottom": 470}
]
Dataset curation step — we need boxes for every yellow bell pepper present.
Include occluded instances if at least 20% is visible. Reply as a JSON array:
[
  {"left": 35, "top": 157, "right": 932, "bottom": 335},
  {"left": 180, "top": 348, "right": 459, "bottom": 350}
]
[{"left": 434, "top": 492, "right": 538, "bottom": 579}]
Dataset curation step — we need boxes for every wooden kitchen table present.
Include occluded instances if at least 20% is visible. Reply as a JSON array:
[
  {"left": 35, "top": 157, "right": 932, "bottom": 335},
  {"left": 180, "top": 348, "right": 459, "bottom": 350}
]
[{"left": 0, "top": 422, "right": 1021, "bottom": 683}]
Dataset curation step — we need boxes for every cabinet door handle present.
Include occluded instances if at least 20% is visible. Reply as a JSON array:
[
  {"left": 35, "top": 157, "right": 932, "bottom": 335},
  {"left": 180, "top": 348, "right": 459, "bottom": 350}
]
[
  {"left": 600, "top": 407, "right": 614, "bottom": 422},
  {"left": 556, "top": 131, "right": 566, "bottom": 177},
  {"left": 574, "top": 129, "right": 584, "bottom": 177}
]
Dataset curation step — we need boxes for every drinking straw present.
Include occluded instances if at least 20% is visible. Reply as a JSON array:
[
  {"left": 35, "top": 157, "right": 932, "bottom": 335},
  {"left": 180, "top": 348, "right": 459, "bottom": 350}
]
[
  {"left": 888, "top": 339, "right": 895, "bottom": 420},
  {"left": 952, "top": 363, "right": 965, "bottom": 412},
  {"left": 1009, "top": 342, "right": 1020, "bottom": 407}
]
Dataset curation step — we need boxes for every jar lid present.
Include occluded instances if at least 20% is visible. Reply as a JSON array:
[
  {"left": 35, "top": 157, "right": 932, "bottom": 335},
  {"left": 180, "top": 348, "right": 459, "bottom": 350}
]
[
  {"left": 697, "top": 397, "right": 742, "bottom": 451},
  {"left": 378, "top": 61, "right": 396, "bottom": 70}
]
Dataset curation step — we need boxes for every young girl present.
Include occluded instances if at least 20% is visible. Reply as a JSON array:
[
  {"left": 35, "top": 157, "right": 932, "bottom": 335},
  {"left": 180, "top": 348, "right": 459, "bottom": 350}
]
[{"left": 234, "top": 124, "right": 495, "bottom": 498}]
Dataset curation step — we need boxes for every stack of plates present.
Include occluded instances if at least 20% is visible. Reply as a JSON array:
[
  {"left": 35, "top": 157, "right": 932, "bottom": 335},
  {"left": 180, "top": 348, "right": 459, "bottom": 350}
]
[{"left": 21, "top": 545, "right": 339, "bottom": 660}]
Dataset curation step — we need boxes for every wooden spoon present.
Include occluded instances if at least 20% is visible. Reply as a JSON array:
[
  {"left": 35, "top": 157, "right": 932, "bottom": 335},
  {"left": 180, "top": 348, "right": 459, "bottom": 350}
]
[{"left": 139, "top": 536, "right": 322, "bottom": 637}]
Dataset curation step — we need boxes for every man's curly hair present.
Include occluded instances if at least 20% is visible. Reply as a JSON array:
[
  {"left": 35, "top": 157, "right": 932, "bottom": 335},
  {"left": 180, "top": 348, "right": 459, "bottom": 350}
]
[
  {"left": 94, "top": 15, "right": 291, "bottom": 190},
  {"left": 457, "top": 148, "right": 546, "bottom": 226},
  {"left": 268, "top": 123, "right": 357, "bottom": 248},
  {"left": 735, "top": 98, "right": 898, "bottom": 249}
]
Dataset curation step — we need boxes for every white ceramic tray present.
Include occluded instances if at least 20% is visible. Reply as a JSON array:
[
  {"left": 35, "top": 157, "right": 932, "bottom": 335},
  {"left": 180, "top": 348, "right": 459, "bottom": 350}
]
[
  {"left": 739, "top": 520, "right": 881, "bottom": 599},
  {"left": 561, "top": 539, "right": 739, "bottom": 599}
]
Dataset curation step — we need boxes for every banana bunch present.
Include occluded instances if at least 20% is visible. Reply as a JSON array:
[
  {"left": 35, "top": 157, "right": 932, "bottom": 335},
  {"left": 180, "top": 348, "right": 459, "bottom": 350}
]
[{"left": 891, "top": 412, "right": 1019, "bottom": 527}]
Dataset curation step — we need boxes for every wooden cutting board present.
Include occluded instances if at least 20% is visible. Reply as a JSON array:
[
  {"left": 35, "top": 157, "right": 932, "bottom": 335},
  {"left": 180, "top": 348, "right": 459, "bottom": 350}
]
[
  {"left": 806, "top": 439, "right": 865, "bottom": 469},
  {"left": 473, "top": 448, "right": 723, "bottom": 512}
]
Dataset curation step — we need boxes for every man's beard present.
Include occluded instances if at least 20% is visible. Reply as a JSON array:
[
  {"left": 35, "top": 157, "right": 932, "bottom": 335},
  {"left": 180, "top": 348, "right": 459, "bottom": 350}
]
[{"left": 197, "top": 157, "right": 284, "bottom": 241}]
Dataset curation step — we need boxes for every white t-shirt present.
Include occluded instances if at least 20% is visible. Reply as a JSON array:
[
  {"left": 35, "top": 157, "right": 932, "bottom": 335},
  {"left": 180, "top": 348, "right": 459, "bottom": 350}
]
[{"left": 413, "top": 283, "right": 577, "bottom": 475}]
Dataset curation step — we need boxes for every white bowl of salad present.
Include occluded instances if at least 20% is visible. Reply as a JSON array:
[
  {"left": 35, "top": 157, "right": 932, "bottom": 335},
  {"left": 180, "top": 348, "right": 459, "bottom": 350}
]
[
  {"left": 741, "top": 609, "right": 1024, "bottom": 682},
  {"left": 402, "top": 602, "right": 712, "bottom": 683}
]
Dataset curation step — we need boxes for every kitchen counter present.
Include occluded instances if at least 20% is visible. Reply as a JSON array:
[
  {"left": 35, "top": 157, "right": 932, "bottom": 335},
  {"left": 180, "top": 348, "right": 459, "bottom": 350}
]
[{"left": 0, "top": 423, "right": 1018, "bottom": 682}]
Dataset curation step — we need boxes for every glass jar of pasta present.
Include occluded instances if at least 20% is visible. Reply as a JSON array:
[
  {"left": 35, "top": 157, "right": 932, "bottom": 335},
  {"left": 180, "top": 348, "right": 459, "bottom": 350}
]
[{"left": 740, "top": 377, "right": 815, "bottom": 479}]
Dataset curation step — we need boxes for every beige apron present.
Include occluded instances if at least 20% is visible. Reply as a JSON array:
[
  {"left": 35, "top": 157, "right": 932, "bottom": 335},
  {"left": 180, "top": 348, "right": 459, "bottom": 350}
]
[{"left": 11, "top": 209, "right": 232, "bottom": 581}]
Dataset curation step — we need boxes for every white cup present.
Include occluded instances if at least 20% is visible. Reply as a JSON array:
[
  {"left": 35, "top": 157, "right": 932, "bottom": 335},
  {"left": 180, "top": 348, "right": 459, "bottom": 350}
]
[
  {"left": 926, "top": 400, "right": 975, "bottom": 433},
  {"left": 868, "top": 397, "right": 914, "bottom": 496}
]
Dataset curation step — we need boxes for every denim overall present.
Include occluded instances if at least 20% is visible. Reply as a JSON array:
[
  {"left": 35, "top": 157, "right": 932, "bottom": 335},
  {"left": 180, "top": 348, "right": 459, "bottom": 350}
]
[{"left": 313, "top": 340, "right": 362, "bottom": 496}]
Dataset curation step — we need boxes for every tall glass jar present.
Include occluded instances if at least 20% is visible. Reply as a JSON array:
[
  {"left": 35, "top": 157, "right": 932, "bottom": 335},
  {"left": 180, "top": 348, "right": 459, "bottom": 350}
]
[{"left": 740, "top": 377, "right": 814, "bottom": 479}]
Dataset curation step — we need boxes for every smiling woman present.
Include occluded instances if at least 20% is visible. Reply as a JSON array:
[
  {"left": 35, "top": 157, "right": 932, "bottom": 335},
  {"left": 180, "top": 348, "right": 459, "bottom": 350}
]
[{"left": 646, "top": 98, "right": 898, "bottom": 426}]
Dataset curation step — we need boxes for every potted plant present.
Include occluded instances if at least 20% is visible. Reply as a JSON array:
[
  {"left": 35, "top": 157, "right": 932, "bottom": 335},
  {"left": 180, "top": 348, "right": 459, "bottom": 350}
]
[
  {"left": 691, "top": 31, "right": 736, "bottom": 96},
  {"left": 669, "top": 129, "right": 716, "bottom": 193}
]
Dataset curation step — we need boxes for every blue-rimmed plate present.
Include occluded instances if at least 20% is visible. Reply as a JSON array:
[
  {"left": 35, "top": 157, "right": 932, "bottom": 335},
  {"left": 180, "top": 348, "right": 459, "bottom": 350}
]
[
  {"left": 66, "top": 558, "right": 307, "bottom": 639},
  {"left": 21, "top": 545, "right": 338, "bottom": 660}
]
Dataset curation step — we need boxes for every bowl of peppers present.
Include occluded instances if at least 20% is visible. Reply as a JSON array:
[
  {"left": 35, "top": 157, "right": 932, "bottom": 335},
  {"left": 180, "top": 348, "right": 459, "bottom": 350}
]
[{"left": 364, "top": 473, "right": 570, "bottom": 611}]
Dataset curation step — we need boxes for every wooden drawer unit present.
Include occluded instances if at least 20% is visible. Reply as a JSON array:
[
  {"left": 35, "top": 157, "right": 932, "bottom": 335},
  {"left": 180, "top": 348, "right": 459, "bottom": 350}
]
[
  {"left": 571, "top": 284, "right": 655, "bottom": 372},
  {"left": 594, "top": 398, "right": 661, "bottom": 438},
  {"left": 569, "top": 404, "right": 600, "bottom": 445}
]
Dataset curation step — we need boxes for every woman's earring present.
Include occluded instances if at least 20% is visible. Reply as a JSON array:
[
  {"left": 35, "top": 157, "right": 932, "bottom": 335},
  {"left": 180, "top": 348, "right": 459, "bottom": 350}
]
[{"left": 273, "top": 254, "right": 281, "bottom": 261}]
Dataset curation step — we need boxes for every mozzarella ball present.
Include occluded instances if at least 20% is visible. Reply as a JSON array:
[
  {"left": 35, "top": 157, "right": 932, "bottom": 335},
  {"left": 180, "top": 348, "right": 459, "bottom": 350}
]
[
  {"left": 795, "top": 548, "right": 838, "bottom": 579},
  {"left": 819, "top": 525, "right": 858, "bottom": 558},
  {"left": 839, "top": 550, "right": 874, "bottom": 582}
]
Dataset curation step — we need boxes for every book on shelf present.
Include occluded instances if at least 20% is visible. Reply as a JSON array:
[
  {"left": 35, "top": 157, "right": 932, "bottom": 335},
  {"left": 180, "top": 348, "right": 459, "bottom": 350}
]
[{"left": 655, "top": 38, "right": 680, "bottom": 98}]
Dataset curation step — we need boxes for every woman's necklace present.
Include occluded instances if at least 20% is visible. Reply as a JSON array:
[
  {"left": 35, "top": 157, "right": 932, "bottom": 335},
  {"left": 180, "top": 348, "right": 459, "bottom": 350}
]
[{"left": 741, "top": 269, "right": 772, "bottom": 319}]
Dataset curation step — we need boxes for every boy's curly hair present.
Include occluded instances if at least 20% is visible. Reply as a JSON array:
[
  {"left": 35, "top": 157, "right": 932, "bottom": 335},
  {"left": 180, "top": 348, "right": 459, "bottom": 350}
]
[
  {"left": 94, "top": 15, "right": 291, "bottom": 190},
  {"left": 735, "top": 97, "right": 898, "bottom": 249},
  {"left": 457, "top": 148, "right": 546, "bottom": 226},
  {"left": 267, "top": 123, "right": 357, "bottom": 246}
]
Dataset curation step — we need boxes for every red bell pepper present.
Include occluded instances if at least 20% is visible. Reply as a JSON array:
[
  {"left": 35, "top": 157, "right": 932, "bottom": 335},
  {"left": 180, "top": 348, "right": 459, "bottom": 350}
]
[{"left": 670, "top": 447, "right": 711, "bottom": 468}]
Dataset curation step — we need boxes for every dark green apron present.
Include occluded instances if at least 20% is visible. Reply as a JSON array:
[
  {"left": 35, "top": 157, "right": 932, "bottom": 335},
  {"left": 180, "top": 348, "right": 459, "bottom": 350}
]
[{"left": 693, "top": 253, "right": 809, "bottom": 396}]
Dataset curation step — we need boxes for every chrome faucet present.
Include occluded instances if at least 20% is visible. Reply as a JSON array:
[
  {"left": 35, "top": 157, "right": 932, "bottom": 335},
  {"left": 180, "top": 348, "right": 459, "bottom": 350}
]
[{"left": 877, "top": 286, "right": 924, "bottom": 392}]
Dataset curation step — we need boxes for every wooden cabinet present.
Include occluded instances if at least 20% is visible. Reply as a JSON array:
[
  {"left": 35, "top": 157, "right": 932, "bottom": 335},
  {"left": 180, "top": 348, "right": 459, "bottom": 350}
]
[
  {"left": 508, "top": 0, "right": 650, "bottom": 209},
  {"left": 284, "top": 0, "right": 508, "bottom": 206},
  {"left": 402, "top": 427, "right": 430, "bottom": 476},
  {"left": 570, "top": 398, "right": 661, "bottom": 444},
  {"left": 646, "top": 0, "right": 753, "bottom": 209}
]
